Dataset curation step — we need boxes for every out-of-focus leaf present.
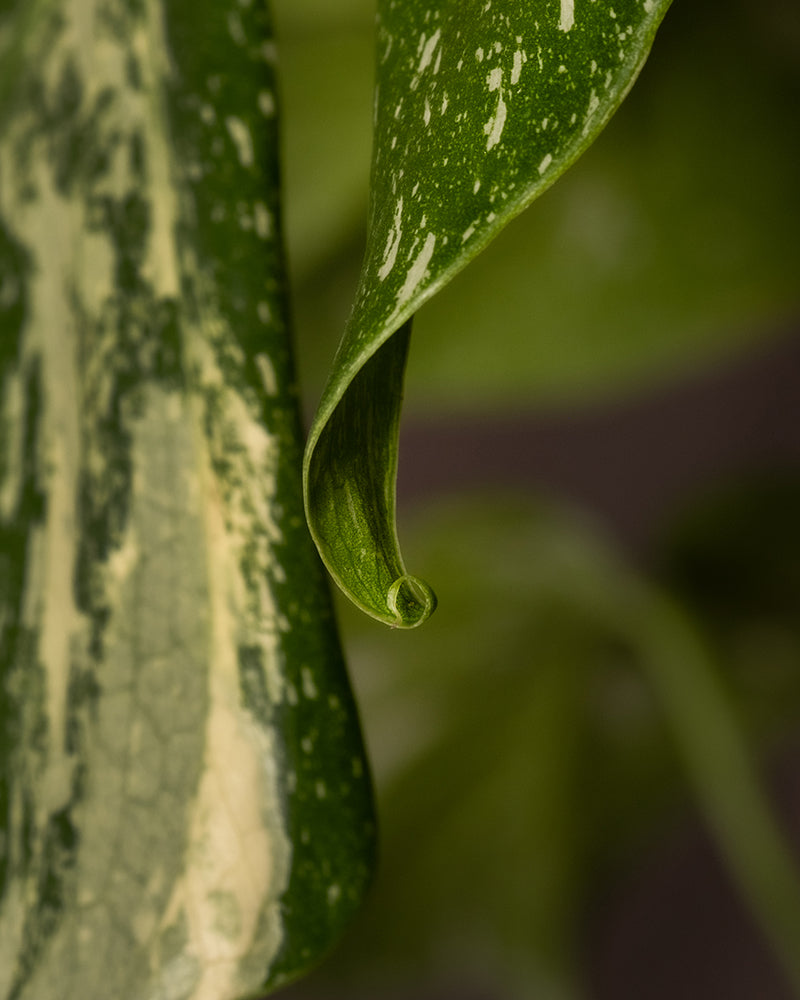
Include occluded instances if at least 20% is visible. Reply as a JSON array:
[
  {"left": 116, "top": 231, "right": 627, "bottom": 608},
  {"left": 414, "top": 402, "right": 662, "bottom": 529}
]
[
  {"left": 658, "top": 475, "right": 800, "bottom": 747},
  {"left": 273, "top": 2, "right": 374, "bottom": 280},
  {"left": 406, "top": 0, "right": 800, "bottom": 409},
  {"left": 282, "top": 495, "right": 800, "bottom": 998},
  {"left": 284, "top": 499, "right": 636, "bottom": 999},
  {"left": 272, "top": 0, "right": 374, "bottom": 33},
  {"left": 660, "top": 475, "right": 800, "bottom": 627},
  {"left": 303, "top": 0, "right": 672, "bottom": 626}
]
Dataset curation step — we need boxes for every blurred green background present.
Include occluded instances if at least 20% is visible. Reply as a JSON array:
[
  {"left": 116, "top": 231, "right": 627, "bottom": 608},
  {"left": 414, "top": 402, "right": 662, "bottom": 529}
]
[{"left": 271, "top": 0, "right": 800, "bottom": 996}]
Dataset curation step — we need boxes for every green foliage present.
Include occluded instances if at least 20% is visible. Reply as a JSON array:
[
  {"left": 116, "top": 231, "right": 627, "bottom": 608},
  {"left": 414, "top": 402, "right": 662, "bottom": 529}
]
[
  {"left": 288, "top": 487, "right": 800, "bottom": 999},
  {"left": 3, "top": 0, "right": 799, "bottom": 997},
  {"left": 303, "top": 0, "right": 672, "bottom": 628},
  {"left": 280, "top": 0, "right": 800, "bottom": 995},
  {"left": 281, "top": 0, "right": 800, "bottom": 410},
  {"left": 0, "top": 2, "right": 372, "bottom": 997}
]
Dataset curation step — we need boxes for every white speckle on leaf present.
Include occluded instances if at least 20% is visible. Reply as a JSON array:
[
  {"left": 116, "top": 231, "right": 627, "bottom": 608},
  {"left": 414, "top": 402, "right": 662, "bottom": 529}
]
[
  {"left": 255, "top": 354, "right": 277, "bottom": 396},
  {"left": 539, "top": 153, "right": 553, "bottom": 174},
  {"left": 225, "top": 116, "right": 253, "bottom": 168},
  {"left": 412, "top": 28, "right": 441, "bottom": 88},
  {"left": 476, "top": 47, "right": 485, "bottom": 61},
  {"left": 483, "top": 63, "right": 509, "bottom": 150},
  {"left": 301, "top": 666, "right": 319, "bottom": 700},
  {"left": 441, "top": 93, "right": 449, "bottom": 114},
  {"left": 583, "top": 89, "right": 601, "bottom": 135},
  {"left": 258, "top": 90, "right": 275, "bottom": 117},
  {"left": 398, "top": 231, "right": 436, "bottom": 303},
  {"left": 378, "top": 197, "right": 403, "bottom": 281},
  {"left": 254, "top": 202, "right": 272, "bottom": 240},
  {"left": 327, "top": 884, "right": 342, "bottom": 906},
  {"left": 227, "top": 9, "right": 246, "bottom": 44},
  {"left": 473, "top": 179, "right": 481, "bottom": 194},
  {"left": 423, "top": 98, "right": 431, "bottom": 125},
  {"left": 484, "top": 91, "right": 507, "bottom": 150},
  {"left": 462, "top": 223, "right": 476, "bottom": 242},
  {"left": 511, "top": 48, "right": 525, "bottom": 85},
  {"left": 559, "top": 0, "right": 575, "bottom": 31}
]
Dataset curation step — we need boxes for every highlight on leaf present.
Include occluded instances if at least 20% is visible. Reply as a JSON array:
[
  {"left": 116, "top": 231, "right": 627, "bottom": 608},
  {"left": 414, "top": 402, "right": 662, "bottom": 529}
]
[{"left": 303, "top": 0, "right": 673, "bottom": 625}]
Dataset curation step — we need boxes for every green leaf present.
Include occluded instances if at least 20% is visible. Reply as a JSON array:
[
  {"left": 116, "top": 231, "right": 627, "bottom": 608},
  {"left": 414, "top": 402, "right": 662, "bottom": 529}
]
[
  {"left": 303, "top": 0, "right": 673, "bottom": 626},
  {"left": 286, "top": 0, "right": 800, "bottom": 414},
  {"left": 0, "top": 2, "right": 373, "bottom": 997}
]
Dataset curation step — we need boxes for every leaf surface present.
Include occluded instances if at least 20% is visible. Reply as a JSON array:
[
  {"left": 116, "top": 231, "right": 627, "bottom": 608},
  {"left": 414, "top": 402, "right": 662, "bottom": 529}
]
[
  {"left": 0, "top": 1, "right": 373, "bottom": 997},
  {"left": 304, "top": 0, "right": 673, "bottom": 626}
]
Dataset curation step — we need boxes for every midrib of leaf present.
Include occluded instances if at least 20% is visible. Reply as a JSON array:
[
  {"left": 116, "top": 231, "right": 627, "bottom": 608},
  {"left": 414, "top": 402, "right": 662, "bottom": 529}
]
[{"left": 303, "top": 0, "right": 673, "bottom": 627}]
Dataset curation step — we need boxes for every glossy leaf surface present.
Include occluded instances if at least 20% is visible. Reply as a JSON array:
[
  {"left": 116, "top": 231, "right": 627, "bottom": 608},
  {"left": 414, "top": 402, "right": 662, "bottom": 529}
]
[
  {"left": 304, "top": 0, "right": 673, "bottom": 626},
  {"left": 282, "top": 0, "right": 800, "bottom": 413}
]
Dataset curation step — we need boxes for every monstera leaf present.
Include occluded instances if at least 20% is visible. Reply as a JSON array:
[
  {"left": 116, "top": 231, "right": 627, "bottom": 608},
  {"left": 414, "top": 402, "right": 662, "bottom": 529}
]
[{"left": 303, "top": 0, "right": 673, "bottom": 627}]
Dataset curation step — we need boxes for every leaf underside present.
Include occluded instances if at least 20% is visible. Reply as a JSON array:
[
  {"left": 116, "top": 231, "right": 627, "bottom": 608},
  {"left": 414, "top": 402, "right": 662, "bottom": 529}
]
[{"left": 303, "top": 0, "right": 673, "bottom": 627}]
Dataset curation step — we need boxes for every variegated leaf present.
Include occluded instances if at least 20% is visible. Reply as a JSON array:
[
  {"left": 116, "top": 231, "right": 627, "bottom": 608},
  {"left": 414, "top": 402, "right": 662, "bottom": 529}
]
[
  {"left": 0, "top": 2, "right": 373, "bottom": 997},
  {"left": 304, "top": 0, "right": 673, "bottom": 627}
]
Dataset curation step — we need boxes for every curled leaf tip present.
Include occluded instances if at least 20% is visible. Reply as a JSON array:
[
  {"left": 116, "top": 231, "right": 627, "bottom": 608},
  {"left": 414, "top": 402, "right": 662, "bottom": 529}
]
[
  {"left": 304, "top": 321, "right": 438, "bottom": 629},
  {"left": 303, "top": 0, "right": 673, "bottom": 627},
  {"left": 387, "top": 574, "right": 438, "bottom": 629}
]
